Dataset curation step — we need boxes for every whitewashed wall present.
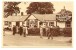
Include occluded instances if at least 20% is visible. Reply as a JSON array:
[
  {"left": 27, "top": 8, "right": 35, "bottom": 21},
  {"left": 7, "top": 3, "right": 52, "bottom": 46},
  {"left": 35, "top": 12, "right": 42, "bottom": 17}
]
[
  {"left": 23, "top": 21, "right": 27, "bottom": 26},
  {"left": 12, "top": 22, "right": 16, "bottom": 27},
  {"left": 57, "top": 22, "right": 65, "bottom": 28},
  {"left": 20, "top": 22, "right": 22, "bottom": 26},
  {"left": 53, "top": 21, "right": 56, "bottom": 26}
]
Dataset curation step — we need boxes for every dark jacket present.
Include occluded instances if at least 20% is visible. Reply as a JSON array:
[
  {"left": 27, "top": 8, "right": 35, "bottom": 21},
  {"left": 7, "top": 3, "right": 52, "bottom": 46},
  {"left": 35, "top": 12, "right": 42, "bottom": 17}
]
[
  {"left": 19, "top": 26, "right": 23, "bottom": 33},
  {"left": 13, "top": 26, "right": 16, "bottom": 33}
]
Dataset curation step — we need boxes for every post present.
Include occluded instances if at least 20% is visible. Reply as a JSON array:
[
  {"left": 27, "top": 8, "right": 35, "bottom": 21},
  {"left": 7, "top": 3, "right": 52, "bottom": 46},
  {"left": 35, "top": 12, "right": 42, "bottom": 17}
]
[{"left": 38, "top": 21, "right": 40, "bottom": 28}]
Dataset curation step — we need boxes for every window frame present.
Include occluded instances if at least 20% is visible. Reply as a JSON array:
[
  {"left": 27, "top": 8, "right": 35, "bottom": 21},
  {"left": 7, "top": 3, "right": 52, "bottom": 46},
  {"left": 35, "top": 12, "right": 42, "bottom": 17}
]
[
  {"left": 4, "top": 21, "right": 8, "bottom": 25},
  {"left": 49, "top": 22, "right": 54, "bottom": 26}
]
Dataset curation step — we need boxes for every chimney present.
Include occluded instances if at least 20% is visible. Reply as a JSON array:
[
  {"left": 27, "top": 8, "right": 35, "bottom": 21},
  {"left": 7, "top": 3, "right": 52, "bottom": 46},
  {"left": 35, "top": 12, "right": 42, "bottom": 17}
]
[{"left": 21, "top": 12, "right": 23, "bottom": 16}]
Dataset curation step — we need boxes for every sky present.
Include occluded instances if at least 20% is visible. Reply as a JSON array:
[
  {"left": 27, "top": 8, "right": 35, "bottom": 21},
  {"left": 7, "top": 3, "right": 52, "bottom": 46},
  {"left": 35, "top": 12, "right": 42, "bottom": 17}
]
[
  {"left": 51, "top": 1, "right": 73, "bottom": 13},
  {"left": 17, "top": 2, "right": 73, "bottom": 14}
]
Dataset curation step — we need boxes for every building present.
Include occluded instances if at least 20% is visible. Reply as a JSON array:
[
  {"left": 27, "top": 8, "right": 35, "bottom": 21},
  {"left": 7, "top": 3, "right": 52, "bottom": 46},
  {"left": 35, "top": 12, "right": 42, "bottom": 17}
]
[
  {"left": 3, "top": 2, "right": 72, "bottom": 29},
  {"left": 4, "top": 14, "right": 57, "bottom": 29},
  {"left": 56, "top": 6, "right": 72, "bottom": 28},
  {"left": 3, "top": 13, "right": 72, "bottom": 29}
]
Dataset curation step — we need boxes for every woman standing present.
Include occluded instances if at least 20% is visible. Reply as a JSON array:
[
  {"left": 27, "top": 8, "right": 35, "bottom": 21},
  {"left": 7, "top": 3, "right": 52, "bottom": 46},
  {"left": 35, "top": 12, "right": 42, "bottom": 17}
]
[
  {"left": 25, "top": 26, "right": 28, "bottom": 36},
  {"left": 23, "top": 26, "right": 26, "bottom": 37},
  {"left": 40, "top": 26, "right": 43, "bottom": 38}
]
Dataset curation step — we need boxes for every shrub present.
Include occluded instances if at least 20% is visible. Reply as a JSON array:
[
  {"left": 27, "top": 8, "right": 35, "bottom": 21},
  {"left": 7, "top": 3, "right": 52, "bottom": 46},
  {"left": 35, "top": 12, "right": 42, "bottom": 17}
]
[
  {"left": 28, "top": 28, "right": 40, "bottom": 35},
  {"left": 63, "top": 28, "right": 72, "bottom": 37}
]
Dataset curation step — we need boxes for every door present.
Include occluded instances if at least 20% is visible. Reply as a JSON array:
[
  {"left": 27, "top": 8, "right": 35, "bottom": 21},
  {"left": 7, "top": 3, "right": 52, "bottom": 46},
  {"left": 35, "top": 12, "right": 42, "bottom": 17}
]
[{"left": 16, "top": 22, "right": 20, "bottom": 27}]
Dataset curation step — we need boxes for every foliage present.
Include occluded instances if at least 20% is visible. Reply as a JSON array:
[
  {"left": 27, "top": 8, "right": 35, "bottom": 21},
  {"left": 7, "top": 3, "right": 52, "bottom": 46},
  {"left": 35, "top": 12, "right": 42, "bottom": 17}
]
[
  {"left": 4, "top": 2, "right": 21, "bottom": 17},
  {"left": 26, "top": 2, "right": 55, "bottom": 14},
  {"left": 63, "top": 28, "right": 72, "bottom": 37}
]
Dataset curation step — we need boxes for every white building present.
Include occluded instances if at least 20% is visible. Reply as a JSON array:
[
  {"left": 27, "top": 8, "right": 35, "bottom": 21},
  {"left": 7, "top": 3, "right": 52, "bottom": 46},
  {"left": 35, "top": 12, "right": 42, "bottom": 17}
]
[{"left": 3, "top": 2, "right": 72, "bottom": 29}]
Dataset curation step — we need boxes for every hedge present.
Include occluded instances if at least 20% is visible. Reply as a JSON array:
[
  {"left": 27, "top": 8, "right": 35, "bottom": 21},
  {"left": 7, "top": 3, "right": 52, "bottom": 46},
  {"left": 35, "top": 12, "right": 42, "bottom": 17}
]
[{"left": 28, "top": 27, "right": 72, "bottom": 36}]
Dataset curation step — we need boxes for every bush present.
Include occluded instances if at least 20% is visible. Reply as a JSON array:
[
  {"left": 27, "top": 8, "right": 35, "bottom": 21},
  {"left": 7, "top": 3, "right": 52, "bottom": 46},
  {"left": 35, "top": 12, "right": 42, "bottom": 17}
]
[
  {"left": 28, "top": 28, "right": 40, "bottom": 35},
  {"left": 63, "top": 28, "right": 72, "bottom": 37},
  {"left": 43, "top": 27, "right": 60, "bottom": 36},
  {"left": 28, "top": 27, "right": 72, "bottom": 37},
  {"left": 4, "top": 27, "right": 12, "bottom": 31}
]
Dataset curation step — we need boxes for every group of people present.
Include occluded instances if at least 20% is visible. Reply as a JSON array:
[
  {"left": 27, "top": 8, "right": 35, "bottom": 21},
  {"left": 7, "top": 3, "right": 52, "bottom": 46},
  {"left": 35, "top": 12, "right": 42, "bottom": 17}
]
[
  {"left": 12, "top": 25, "right": 56, "bottom": 40},
  {"left": 40, "top": 25, "right": 56, "bottom": 39},
  {"left": 13, "top": 25, "right": 28, "bottom": 37}
]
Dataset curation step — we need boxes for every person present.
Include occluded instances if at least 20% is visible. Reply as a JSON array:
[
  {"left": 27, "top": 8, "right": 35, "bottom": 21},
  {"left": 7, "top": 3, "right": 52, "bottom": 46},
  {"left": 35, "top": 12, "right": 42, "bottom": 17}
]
[
  {"left": 23, "top": 26, "right": 28, "bottom": 37},
  {"left": 3, "top": 28, "right": 5, "bottom": 36},
  {"left": 13, "top": 25, "right": 16, "bottom": 35},
  {"left": 23, "top": 26, "right": 26, "bottom": 37},
  {"left": 40, "top": 26, "right": 43, "bottom": 38},
  {"left": 16, "top": 26, "right": 19, "bottom": 34},
  {"left": 25, "top": 26, "right": 28, "bottom": 36},
  {"left": 48, "top": 26, "right": 55, "bottom": 39},
  {"left": 19, "top": 26, "right": 23, "bottom": 36},
  {"left": 45, "top": 26, "right": 49, "bottom": 37}
]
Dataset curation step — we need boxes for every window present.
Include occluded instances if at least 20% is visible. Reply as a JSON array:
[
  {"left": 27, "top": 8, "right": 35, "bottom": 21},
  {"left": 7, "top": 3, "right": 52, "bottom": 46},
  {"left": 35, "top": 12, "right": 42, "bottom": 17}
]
[
  {"left": 9, "top": 22, "right": 11, "bottom": 27},
  {"left": 46, "top": 22, "right": 48, "bottom": 26},
  {"left": 56, "top": 15, "right": 59, "bottom": 18},
  {"left": 39, "top": 22, "right": 43, "bottom": 25},
  {"left": 4, "top": 21, "right": 8, "bottom": 25},
  {"left": 21, "top": 12, "right": 23, "bottom": 16},
  {"left": 49, "top": 22, "right": 54, "bottom": 26},
  {"left": 67, "top": 24, "right": 71, "bottom": 27},
  {"left": 56, "top": 15, "right": 59, "bottom": 17},
  {"left": 66, "top": 21, "right": 71, "bottom": 27},
  {"left": 9, "top": 22, "right": 11, "bottom": 25}
]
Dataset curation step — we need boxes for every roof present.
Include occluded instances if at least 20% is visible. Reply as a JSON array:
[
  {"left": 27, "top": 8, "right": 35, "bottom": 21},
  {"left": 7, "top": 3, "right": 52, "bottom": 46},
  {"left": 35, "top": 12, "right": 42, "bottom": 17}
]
[
  {"left": 4, "top": 15, "right": 30, "bottom": 22},
  {"left": 66, "top": 16, "right": 72, "bottom": 21},
  {"left": 4, "top": 14, "right": 57, "bottom": 22},
  {"left": 33, "top": 14, "right": 56, "bottom": 22},
  {"left": 4, "top": 14, "right": 72, "bottom": 22},
  {"left": 57, "top": 16, "right": 72, "bottom": 22}
]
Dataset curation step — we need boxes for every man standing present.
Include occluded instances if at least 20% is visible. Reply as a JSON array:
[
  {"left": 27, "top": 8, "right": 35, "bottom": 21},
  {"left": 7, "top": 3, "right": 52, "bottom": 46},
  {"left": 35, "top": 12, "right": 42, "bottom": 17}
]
[
  {"left": 19, "top": 26, "right": 23, "bottom": 36},
  {"left": 48, "top": 26, "right": 55, "bottom": 40},
  {"left": 13, "top": 25, "right": 16, "bottom": 35},
  {"left": 23, "top": 26, "right": 26, "bottom": 37},
  {"left": 45, "top": 26, "right": 49, "bottom": 37},
  {"left": 23, "top": 26, "right": 28, "bottom": 37}
]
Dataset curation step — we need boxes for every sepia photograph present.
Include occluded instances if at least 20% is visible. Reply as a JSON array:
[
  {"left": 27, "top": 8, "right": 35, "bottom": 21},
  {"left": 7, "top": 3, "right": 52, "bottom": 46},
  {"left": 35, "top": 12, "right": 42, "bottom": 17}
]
[{"left": 3, "top": 1, "right": 73, "bottom": 48}]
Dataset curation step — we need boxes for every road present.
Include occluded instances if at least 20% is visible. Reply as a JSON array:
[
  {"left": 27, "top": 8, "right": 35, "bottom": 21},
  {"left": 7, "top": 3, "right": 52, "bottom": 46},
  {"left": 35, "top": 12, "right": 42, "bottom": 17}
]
[{"left": 3, "top": 31, "right": 72, "bottom": 48}]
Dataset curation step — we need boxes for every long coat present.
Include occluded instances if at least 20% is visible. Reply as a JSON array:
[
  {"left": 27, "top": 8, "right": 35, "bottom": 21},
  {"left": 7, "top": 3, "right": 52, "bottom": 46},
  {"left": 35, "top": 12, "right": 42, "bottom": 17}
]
[
  {"left": 23, "top": 27, "right": 26, "bottom": 33},
  {"left": 19, "top": 26, "right": 23, "bottom": 35},
  {"left": 13, "top": 26, "right": 16, "bottom": 34}
]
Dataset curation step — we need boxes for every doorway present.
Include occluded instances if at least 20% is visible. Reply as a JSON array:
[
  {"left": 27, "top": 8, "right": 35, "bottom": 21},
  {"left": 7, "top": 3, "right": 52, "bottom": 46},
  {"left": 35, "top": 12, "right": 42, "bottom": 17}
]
[{"left": 16, "top": 22, "right": 20, "bottom": 27}]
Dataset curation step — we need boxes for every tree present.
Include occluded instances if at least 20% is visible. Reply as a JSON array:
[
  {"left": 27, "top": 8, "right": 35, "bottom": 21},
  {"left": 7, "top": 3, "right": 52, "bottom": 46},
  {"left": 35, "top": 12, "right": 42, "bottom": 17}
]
[
  {"left": 58, "top": 6, "right": 72, "bottom": 16},
  {"left": 26, "top": 2, "right": 55, "bottom": 14},
  {"left": 4, "top": 2, "right": 21, "bottom": 17}
]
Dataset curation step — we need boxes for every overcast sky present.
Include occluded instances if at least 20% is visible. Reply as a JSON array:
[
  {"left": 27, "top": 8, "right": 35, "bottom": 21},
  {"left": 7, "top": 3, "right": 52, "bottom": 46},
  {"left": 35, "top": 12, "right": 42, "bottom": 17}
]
[{"left": 17, "top": 2, "right": 73, "bottom": 13}]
